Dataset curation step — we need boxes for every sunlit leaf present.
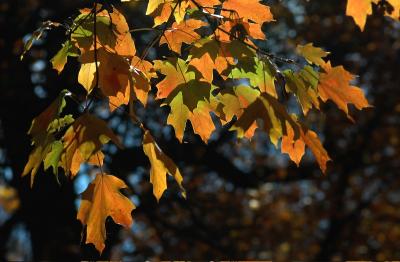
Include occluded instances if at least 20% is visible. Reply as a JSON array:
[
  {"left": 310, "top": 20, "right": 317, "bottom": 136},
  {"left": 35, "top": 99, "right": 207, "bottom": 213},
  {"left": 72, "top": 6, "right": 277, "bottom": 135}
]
[
  {"left": 60, "top": 113, "right": 122, "bottom": 177},
  {"left": 221, "top": 0, "right": 274, "bottom": 25},
  {"left": 160, "top": 19, "right": 207, "bottom": 54},
  {"left": 143, "top": 130, "right": 185, "bottom": 201},
  {"left": 318, "top": 61, "right": 371, "bottom": 119},
  {"left": 232, "top": 93, "right": 299, "bottom": 146},
  {"left": 296, "top": 43, "right": 329, "bottom": 66},
  {"left": 77, "top": 173, "right": 135, "bottom": 253},
  {"left": 51, "top": 40, "right": 79, "bottom": 74}
]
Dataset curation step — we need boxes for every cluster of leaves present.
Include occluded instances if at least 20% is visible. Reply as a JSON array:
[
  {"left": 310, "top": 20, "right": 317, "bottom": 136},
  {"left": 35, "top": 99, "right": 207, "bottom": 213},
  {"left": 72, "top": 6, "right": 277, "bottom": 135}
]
[{"left": 20, "top": 0, "right": 378, "bottom": 254}]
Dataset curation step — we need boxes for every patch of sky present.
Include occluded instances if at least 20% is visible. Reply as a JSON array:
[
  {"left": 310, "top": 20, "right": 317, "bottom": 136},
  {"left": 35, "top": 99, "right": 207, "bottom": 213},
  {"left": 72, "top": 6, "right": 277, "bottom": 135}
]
[
  {"left": 34, "top": 85, "right": 47, "bottom": 99},
  {"left": 201, "top": 172, "right": 224, "bottom": 192},
  {"left": 162, "top": 125, "right": 173, "bottom": 140},
  {"left": 105, "top": 143, "right": 118, "bottom": 154},
  {"left": 6, "top": 223, "right": 33, "bottom": 261},
  {"left": 233, "top": 157, "right": 251, "bottom": 173},
  {"left": 3, "top": 167, "right": 13, "bottom": 181},
  {"left": 0, "top": 207, "right": 11, "bottom": 225},
  {"left": 318, "top": 219, "right": 329, "bottom": 231},
  {"left": 128, "top": 167, "right": 146, "bottom": 192},
  {"left": 286, "top": 0, "right": 306, "bottom": 24},
  {"left": 30, "top": 60, "right": 46, "bottom": 72},
  {"left": 0, "top": 149, "right": 6, "bottom": 163},
  {"left": 131, "top": 220, "right": 146, "bottom": 233},
  {"left": 74, "top": 173, "right": 91, "bottom": 195},
  {"left": 117, "top": 122, "right": 127, "bottom": 134},
  {"left": 31, "top": 73, "right": 46, "bottom": 85},
  {"left": 130, "top": 195, "right": 140, "bottom": 207},
  {"left": 94, "top": 104, "right": 111, "bottom": 119},
  {"left": 122, "top": 238, "right": 136, "bottom": 253}
]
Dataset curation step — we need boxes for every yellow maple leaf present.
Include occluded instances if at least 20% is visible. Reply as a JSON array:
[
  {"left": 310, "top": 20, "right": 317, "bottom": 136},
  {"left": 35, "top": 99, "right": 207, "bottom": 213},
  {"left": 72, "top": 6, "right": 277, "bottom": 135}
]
[
  {"left": 296, "top": 43, "right": 330, "bottom": 66},
  {"left": 143, "top": 131, "right": 185, "bottom": 201}
]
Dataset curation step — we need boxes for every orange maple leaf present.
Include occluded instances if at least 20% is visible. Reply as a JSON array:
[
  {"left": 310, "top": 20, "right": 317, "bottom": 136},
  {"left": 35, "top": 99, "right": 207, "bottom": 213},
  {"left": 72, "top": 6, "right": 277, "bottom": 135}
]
[
  {"left": 77, "top": 173, "right": 135, "bottom": 253},
  {"left": 221, "top": 0, "right": 274, "bottom": 25},
  {"left": 160, "top": 19, "right": 207, "bottom": 54},
  {"left": 318, "top": 61, "right": 371, "bottom": 120}
]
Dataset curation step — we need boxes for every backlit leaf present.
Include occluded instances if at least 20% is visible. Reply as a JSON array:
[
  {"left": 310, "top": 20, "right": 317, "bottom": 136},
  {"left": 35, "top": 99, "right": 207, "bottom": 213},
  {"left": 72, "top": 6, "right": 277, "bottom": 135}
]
[
  {"left": 77, "top": 173, "right": 135, "bottom": 253},
  {"left": 284, "top": 66, "right": 320, "bottom": 115},
  {"left": 346, "top": 0, "right": 399, "bottom": 31},
  {"left": 318, "top": 61, "right": 371, "bottom": 119},
  {"left": 60, "top": 113, "right": 122, "bottom": 177},
  {"left": 230, "top": 57, "right": 277, "bottom": 97},
  {"left": 296, "top": 43, "right": 329, "bottom": 66},
  {"left": 232, "top": 93, "right": 299, "bottom": 146},
  {"left": 23, "top": 90, "right": 73, "bottom": 186},
  {"left": 51, "top": 40, "right": 79, "bottom": 74},
  {"left": 143, "top": 130, "right": 185, "bottom": 201},
  {"left": 221, "top": 0, "right": 274, "bottom": 25},
  {"left": 160, "top": 19, "right": 207, "bottom": 54},
  {"left": 282, "top": 122, "right": 331, "bottom": 173}
]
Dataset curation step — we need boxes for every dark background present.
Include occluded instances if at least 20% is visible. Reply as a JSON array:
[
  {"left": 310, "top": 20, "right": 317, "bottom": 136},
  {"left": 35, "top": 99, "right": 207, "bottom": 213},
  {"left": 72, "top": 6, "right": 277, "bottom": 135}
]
[{"left": 0, "top": 0, "right": 399, "bottom": 260}]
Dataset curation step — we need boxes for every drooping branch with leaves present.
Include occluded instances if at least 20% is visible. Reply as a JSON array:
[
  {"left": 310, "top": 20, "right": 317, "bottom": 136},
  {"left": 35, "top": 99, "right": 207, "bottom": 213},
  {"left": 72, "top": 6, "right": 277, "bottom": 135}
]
[{"left": 19, "top": 0, "right": 399, "bottom": 254}]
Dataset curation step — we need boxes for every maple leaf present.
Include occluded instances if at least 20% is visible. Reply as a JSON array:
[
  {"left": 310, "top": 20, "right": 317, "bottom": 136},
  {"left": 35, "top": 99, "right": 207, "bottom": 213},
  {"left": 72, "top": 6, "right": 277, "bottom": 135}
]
[
  {"left": 296, "top": 43, "right": 330, "bottom": 66},
  {"left": 155, "top": 58, "right": 217, "bottom": 141},
  {"left": 188, "top": 38, "right": 228, "bottom": 82},
  {"left": 346, "top": 0, "right": 399, "bottom": 31},
  {"left": 71, "top": 5, "right": 137, "bottom": 110},
  {"left": 166, "top": 81, "right": 216, "bottom": 142},
  {"left": 79, "top": 49, "right": 132, "bottom": 110},
  {"left": 77, "top": 173, "right": 135, "bottom": 253},
  {"left": 143, "top": 130, "right": 185, "bottom": 201},
  {"left": 221, "top": 0, "right": 274, "bottom": 25},
  {"left": 23, "top": 135, "right": 57, "bottom": 186},
  {"left": 216, "top": 85, "right": 260, "bottom": 138},
  {"left": 78, "top": 60, "right": 97, "bottom": 94},
  {"left": 385, "top": 0, "right": 400, "bottom": 20},
  {"left": 346, "top": 0, "right": 375, "bottom": 31},
  {"left": 318, "top": 61, "right": 371, "bottom": 119},
  {"left": 27, "top": 90, "right": 70, "bottom": 141},
  {"left": 189, "top": 0, "right": 221, "bottom": 8},
  {"left": 130, "top": 56, "right": 156, "bottom": 106},
  {"left": 230, "top": 57, "right": 277, "bottom": 97},
  {"left": 232, "top": 93, "right": 299, "bottom": 146},
  {"left": 51, "top": 40, "right": 79, "bottom": 74},
  {"left": 160, "top": 19, "right": 207, "bottom": 54},
  {"left": 281, "top": 122, "right": 331, "bottom": 173},
  {"left": 284, "top": 66, "right": 320, "bottom": 115},
  {"left": 22, "top": 91, "right": 73, "bottom": 186},
  {"left": 73, "top": 5, "right": 136, "bottom": 56},
  {"left": 217, "top": 85, "right": 260, "bottom": 122},
  {"left": 60, "top": 113, "right": 123, "bottom": 177},
  {"left": 97, "top": 50, "right": 133, "bottom": 110},
  {"left": 154, "top": 58, "right": 195, "bottom": 99},
  {"left": 216, "top": 20, "right": 266, "bottom": 44},
  {"left": 147, "top": 0, "right": 190, "bottom": 26},
  {"left": 189, "top": 38, "right": 253, "bottom": 81}
]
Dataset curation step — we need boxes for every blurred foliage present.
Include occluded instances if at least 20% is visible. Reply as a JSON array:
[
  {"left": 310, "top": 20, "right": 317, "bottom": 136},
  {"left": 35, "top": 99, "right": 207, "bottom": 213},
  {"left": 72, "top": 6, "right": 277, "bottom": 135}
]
[{"left": 0, "top": 0, "right": 399, "bottom": 260}]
